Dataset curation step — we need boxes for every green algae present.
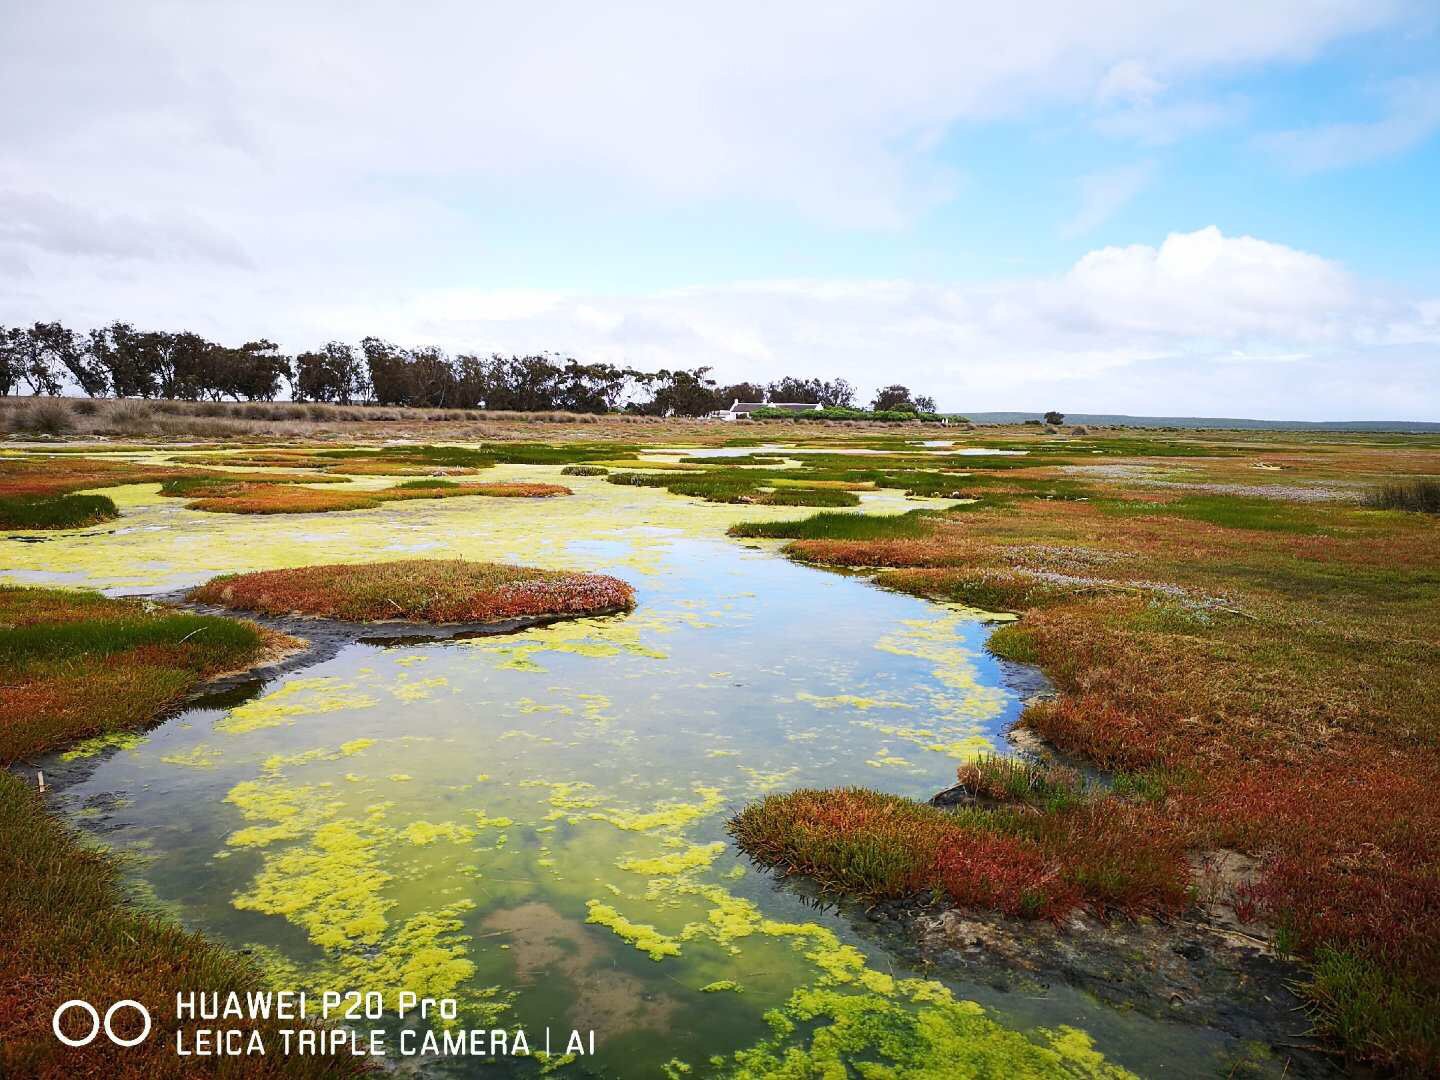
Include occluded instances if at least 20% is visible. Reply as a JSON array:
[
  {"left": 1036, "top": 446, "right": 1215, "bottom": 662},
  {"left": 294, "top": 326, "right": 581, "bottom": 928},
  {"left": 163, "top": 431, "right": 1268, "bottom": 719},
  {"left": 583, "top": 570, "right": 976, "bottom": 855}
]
[
  {"left": 700, "top": 980, "right": 743, "bottom": 993},
  {"left": 865, "top": 750, "right": 914, "bottom": 769},
  {"left": 338, "top": 901, "right": 489, "bottom": 1016},
  {"left": 591, "top": 785, "right": 724, "bottom": 832},
  {"left": 389, "top": 674, "right": 449, "bottom": 702},
  {"left": 58, "top": 730, "right": 144, "bottom": 760},
  {"left": 216, "top": 676, "right": 378, "bottom": 734},
  {"left": 234, "top": 816, "right": 394, "bottom": 948},
  {"left": 225, "top": 779, "right": 340, "bottom": 848},
  {"left": 402, "top": 820, "right": 477, "bottom": 845},
  {"left": 719, "top": 984, "right": 1136, "bottom": 1079},
  {"left": 618, "top": 841, "right": 726, "bottom": 876},
  {"left": 796, "top": 691, "right": 911, "bottom": 711},
  {"left": 159, "top": 744, "right": 222, "bottom": 769},
  {"left": 585, "top": 900, "right": 683, "bottom": 960}
]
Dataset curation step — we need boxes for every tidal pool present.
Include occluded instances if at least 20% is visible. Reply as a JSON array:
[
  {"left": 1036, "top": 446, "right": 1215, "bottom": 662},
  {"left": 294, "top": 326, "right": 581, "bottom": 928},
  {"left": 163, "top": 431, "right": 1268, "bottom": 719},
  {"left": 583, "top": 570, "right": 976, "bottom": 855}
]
[{"left": 9, "top": 461, "right": 1235, "bottom": 1077}]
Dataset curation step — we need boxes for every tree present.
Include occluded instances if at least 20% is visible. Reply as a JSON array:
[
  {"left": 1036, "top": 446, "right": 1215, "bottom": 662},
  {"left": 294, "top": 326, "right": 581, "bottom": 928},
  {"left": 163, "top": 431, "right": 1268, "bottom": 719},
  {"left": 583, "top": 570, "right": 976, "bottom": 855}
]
[
  {"left": 713, "top": 381, "right": 765, "bottom": 407},
  {"left": 766, "top": 376, "right": 822, "bottom": 404},
  {"left": 6, "top": 324, "right": 65, "bottom": 395},
  {"left": 225, "top": 340, "right": 291, "bottom": 401},
  {"left": 818, "top": 378, "right": 857, "bottom": 408},
  {"left": 165, "top": 331, "right": 217, "bottom": 400},
  {"left": 30, "top": 321, "right": 108, "bottom": 397},
  {"left": 913, "top": 394, "right": 937, "bottom": 413},
  {"left": 293, "top": 342, "right": 365, "bottom": 403},
  {"left": 0, "top": 327, "right": 20, "bottom": 395},
  {"left": 871, "top": 385, "right": 915, "bottom": 412},
  {"left": 88, "top": 322, "right": 158, "bottom": 398},
  {"left": 1043, "top": 410, "right": 1065, "bottom": 426},
  {"left": 361, "top": 337, "right": 411, "bottom": 406},
  {"left": 640, "top": 367, "right": 724, "bottom": 416},
  {"left": 764, "top": 376, "right": 857, "bottom": 408}
]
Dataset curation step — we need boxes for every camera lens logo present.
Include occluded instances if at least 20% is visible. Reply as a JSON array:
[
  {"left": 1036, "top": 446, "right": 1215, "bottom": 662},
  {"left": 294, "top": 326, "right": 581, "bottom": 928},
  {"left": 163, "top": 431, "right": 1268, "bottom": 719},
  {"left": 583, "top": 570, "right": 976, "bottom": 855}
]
[{"left": 52, "top": 999, "right": 152, "bottom": 1047}]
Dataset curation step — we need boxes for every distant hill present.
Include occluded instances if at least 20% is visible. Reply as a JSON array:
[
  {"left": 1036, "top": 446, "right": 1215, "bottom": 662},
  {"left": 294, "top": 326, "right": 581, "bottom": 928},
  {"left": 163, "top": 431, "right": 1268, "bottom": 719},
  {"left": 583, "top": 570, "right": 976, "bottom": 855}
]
[{"left": 965, "top": 412, "right": 1440, "bottom": 433}]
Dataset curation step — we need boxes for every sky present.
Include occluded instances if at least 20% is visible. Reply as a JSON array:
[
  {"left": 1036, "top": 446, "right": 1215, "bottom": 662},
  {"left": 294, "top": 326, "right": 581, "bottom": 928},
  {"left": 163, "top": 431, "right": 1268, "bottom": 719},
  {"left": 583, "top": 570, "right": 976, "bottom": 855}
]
[{"left": 1, "top": 1, "right": 1438, "bottom": 419}]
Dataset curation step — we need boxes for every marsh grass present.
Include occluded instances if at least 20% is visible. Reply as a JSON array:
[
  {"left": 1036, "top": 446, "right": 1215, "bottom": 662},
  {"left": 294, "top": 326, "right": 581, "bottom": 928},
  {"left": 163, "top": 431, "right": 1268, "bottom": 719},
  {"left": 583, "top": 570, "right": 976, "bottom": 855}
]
[
  {"left": 0, "top": 455, "right": 212, "bottom": 500},
  {"left": 985, "top": 624, "right": 1040, "bottom": 664},
  {"left": 878, "top": 567, "right": 1096, "bottom": 612},
  {"left": 729, "top": 787, "right": 1187, "bottom": 919},
  {"left": 0, "top": 586, "right": 359, "bottom": 1076},
  {"left": 0, "top": 493, "right": 118, "bottom": 529},
  {"left": 728, "top": 508, "right": 939, "bottom": 540},
  {"left": 192, "top": 558, "right": 634, "bottom": 623},
  {"left": 953, "top": 754, "right": 1085, "bottom": 811},
  {"left": 1364, "top": 478, "right": 1440, "bottom": 514},
  {"left": 754, "top": 488, "right": 859, "bottom": 507},
  {"left": 1100, "top": 494, "right": 1329, "bottom": 534},
  {"left": 0, "top": 587, "right": 276, "bottom": 764}
]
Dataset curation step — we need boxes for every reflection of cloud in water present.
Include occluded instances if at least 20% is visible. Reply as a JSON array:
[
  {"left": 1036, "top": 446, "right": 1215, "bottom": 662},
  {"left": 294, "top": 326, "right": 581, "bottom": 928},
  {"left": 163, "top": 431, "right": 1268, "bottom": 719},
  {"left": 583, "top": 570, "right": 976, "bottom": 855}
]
[{"left": 482, "top": 901, "right": 680, "bottom": 1034}]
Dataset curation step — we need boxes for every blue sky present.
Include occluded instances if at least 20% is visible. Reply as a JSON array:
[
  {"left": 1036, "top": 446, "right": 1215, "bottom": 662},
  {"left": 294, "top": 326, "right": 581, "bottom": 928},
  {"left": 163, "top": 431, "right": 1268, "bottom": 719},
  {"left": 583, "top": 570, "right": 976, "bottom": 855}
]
[{"left": 2, "top": 1, "right": 1438, "bottom": 418}]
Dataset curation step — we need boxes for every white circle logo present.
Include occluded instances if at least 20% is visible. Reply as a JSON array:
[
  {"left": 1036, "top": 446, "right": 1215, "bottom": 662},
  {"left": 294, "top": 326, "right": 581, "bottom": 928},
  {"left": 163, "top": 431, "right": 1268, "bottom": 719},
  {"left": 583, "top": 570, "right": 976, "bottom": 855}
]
[
  {"left": 52, "top": 999, "right": 151, "bottom": 1047},
  {"left": 52, "top": 1000, "right": 99, "bottom": 1047}
]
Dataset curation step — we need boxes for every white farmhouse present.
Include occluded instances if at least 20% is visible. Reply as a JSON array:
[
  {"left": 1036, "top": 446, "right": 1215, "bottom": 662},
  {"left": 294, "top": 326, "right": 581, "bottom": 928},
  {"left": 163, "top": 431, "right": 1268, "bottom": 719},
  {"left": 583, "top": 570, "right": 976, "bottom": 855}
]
[{"left": 707, "top": 399, "right": 823, "bottom": 421}]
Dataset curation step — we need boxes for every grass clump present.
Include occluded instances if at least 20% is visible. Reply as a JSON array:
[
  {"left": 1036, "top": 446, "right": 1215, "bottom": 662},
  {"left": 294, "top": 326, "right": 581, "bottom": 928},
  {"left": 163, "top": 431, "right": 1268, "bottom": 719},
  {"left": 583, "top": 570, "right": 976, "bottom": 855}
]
[
  {"left": 729, "top": 787, "right": 1187, "bottom": 920},
  {"left": 952, "top": 754, "right": 1085, "bottom": 811},
  {"left": 728, "top": 509, "right": 937, "bottom": 540},
  {"left": 6, "top": 399, "right": 75, "bottom": 435},
  {"left": 878, "top": 567, "right": 1099, "bottom": 613},
  {"left": 0, "top": 493, "right": 118, "bottom": 529},
  {"left": 0, "top": 586, "right": 286, "bottom": 764},
  {"left": 1365, "top": 478, "right": 1440, "bottom": 514},
  {"left": 560, "top": 464, "right": 609, "bottom": 476},
  {"left": 192, "top": 559, "right": 635, "bottom": 624},
  {"left": 752, "top": 488, "right": 859, "bottom": 507},
  {"left": 985, "top": 624, "right": 1040, "bottom": 664},
  {"left": 1305, "top": 947, "right": 1440, "bottom": 1074}
]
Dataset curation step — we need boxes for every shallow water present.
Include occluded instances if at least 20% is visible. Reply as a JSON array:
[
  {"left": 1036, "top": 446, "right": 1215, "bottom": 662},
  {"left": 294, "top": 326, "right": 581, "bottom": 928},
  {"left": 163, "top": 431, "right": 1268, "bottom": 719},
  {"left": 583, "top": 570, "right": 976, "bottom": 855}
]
[{"left": 9, "top": 461, "right": 1238, "bottom": 1077}]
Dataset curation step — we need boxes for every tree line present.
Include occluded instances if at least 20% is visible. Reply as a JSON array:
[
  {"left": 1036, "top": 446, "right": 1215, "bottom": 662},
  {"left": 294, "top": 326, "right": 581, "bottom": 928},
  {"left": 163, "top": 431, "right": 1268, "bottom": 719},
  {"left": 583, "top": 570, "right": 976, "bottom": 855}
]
[{"left": 0, "top": 320, "right": 940, "bottom": 417}]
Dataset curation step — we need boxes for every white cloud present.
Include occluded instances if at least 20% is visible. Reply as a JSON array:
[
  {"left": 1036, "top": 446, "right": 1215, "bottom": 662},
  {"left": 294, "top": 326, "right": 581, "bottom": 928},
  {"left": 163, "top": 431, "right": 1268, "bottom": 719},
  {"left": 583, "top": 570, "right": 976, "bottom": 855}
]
[
  {"left": 0, "top": 0, "right": 1415, "bottom": 233},
  {"left": 1258, "top": 75, "right": 1440, "bottom": 171},
  {"left": 0, "top": 191, "right": 252, "bottom": 267},
  {"left": 1094, "top": 61, "right": 1165, "bottom": 106},
  {"left": 1061, "top": 161, "right": 1156, "bottom": 237}
]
